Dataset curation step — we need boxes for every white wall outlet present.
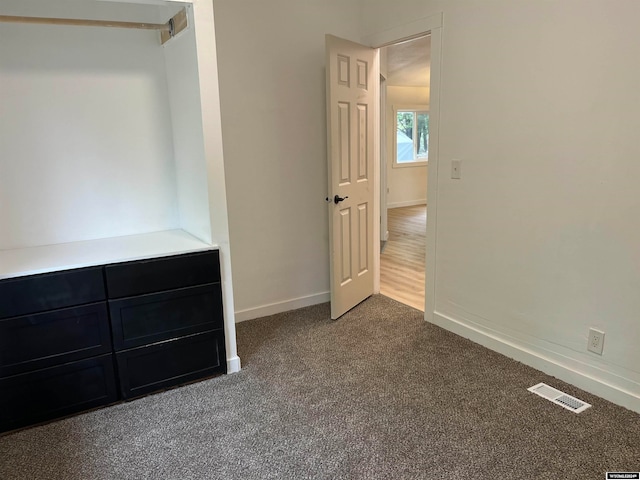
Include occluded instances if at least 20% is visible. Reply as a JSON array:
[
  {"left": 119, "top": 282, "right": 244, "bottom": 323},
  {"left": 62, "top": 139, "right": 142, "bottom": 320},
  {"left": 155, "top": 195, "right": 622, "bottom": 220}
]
[
  {"left": 587, "top": 328, "right": 605, "bottom": 355},
  {"left": 451, "top": 159, "right": 461, "bottom": 179}
]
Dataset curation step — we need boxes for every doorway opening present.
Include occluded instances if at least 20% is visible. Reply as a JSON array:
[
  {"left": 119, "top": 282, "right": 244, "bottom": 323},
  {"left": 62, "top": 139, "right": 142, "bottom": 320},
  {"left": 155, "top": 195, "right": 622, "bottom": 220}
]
[
  {"left": 326, "top": 15, "right": 440, "bottom": 320},
  {"left": 378, "top": 35, "right": 431, "bottom": 312}
]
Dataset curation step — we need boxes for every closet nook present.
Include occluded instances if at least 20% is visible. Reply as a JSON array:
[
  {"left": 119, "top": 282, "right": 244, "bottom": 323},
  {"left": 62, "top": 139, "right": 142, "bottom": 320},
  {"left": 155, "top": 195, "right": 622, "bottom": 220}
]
[{"left": 0, "top": 0, "right": 239, "bottom": 433}]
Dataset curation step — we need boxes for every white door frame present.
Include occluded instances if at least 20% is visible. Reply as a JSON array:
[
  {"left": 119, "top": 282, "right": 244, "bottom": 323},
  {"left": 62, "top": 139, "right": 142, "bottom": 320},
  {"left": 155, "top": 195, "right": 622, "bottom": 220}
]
[
  {"left": 363, "top": 13, "right": 443, "bottom": 323},
  {"left": 379, "top": 74, "right": 388, "bottom": 245}
]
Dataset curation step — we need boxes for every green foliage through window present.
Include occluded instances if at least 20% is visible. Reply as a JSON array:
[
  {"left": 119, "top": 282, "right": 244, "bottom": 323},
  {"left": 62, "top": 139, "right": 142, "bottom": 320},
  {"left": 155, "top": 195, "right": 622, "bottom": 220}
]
[{"left": 396, "top": 110, "right": 429, "bottom": 164}]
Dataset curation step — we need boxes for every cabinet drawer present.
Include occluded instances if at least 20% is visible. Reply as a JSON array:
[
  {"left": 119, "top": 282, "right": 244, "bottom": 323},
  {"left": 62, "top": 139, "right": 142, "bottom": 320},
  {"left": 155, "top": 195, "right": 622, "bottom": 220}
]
[
  {"left": 116, "top": 331, "right": 225, "bottom": 399},
  {"left": 0, "top": 354, "right": 118, "bottom": 433},
  {"left": 104, "top": 250, "right": 220, "bottom": 299},
  {"left": 0, "top": 267, "right": 105, "bottom": 319},
  {"left": 0, "top": 302, "right": 111, "bottom": 377},
  {"left": 109, "top": 284, "right": 222, "bottom": 351}
]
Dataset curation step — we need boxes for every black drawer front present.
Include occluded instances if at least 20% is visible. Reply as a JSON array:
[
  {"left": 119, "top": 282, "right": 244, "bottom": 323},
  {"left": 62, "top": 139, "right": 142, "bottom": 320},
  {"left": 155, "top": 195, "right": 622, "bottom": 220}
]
[
  {"left": 109, "top": 284, "right": 223, "bottom": 351},
  {"left": 0, "top": 302, "right": 111, "bottom": 377},
  {"left": 0, "top": 354, "right": 118, "bottom": 433},
  {"left": 104, "top": 250, "right": 220, "bottom": 299},
  {"left": 0, "top": 267, "right": 105, "bottom": 319},
  {"left": 116, "top": 331, "right": 225, "bottom": 399}
]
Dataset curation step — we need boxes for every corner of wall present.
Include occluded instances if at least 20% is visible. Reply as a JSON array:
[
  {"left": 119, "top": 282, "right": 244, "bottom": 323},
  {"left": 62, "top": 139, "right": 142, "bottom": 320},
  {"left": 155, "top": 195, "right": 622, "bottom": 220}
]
[{"left": 430, "top": 310, "right": 640, "bottom": 414}]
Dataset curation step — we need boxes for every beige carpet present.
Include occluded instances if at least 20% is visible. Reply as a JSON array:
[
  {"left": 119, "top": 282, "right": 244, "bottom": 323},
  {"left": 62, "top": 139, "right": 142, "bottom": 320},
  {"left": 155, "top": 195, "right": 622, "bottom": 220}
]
[{"left": 1, "top": 295, "right": 638, "bottom": 479}]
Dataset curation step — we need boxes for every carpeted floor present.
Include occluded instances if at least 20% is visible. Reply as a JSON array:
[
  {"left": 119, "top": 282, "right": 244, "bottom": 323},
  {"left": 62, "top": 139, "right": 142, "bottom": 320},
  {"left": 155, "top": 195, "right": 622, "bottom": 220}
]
[{"left": 1, "top": 295, "right": 638, "bottom": 479}]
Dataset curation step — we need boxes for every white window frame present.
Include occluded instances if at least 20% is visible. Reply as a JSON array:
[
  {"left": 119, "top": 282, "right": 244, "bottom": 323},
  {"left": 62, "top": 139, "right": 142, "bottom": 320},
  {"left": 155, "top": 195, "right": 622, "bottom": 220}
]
[{"left": 393, "top": 104, "right": 429, "bottom": 168}]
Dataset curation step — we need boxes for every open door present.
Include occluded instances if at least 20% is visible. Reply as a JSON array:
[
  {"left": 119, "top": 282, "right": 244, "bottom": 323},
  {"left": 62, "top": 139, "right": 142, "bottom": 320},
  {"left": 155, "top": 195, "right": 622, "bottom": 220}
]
[{"left": 326, "top": 35, "right": 379, "bottom": 319}]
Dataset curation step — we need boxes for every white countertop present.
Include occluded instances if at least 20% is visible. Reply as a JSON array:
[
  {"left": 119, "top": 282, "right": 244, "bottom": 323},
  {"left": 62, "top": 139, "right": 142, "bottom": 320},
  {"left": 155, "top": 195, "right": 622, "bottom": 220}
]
[{"left": 0, "top": 230, "right": 216, "bottom": 279}]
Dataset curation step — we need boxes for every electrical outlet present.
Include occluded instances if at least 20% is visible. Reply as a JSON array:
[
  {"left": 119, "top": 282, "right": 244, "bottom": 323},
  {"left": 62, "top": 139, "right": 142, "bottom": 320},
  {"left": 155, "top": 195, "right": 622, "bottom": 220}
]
[{"left": 587, "top": 328, "right": 605, "bottom": 355}]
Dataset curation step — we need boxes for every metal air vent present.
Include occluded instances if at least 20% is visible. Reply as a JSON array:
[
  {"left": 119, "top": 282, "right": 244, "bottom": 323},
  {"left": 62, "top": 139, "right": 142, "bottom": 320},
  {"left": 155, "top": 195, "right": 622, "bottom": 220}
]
[{"left": 528, "top": 383, "right": 591, "bottom": 413}]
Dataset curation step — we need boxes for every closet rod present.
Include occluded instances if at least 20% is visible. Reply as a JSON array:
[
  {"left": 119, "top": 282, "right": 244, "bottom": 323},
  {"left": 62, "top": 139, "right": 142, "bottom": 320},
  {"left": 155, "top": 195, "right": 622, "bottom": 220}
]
[
  {"left": 0, "top": 9, "right": 187, "bottom": 44},
  {"left": 0, "top": 15, "right": 171, "bottom": 32}
]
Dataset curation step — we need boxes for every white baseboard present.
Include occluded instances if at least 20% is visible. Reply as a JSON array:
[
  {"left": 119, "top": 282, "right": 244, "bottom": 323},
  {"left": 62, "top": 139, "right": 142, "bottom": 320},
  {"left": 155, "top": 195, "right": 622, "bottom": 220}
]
[
  {"left": 226, "top": 355, "right": 241, "bottom": 374},
  {"left": 383, "top": 230, "right": 389, "bottom": 242},
  {"left": 431, "top": 311, "right": 640, "bottom": 414},
  {"left": 235, "top": 291, "right": 330, "bottom": 323},
  {"left": 387, "top": 199, "right": 427, "bottom": 209}
]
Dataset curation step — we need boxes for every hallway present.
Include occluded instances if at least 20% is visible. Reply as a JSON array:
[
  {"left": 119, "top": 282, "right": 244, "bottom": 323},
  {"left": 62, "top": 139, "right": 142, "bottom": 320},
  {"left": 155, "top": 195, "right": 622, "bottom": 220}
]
[{"left": 380, "top": 205, "right": 426, "bottom": 311}]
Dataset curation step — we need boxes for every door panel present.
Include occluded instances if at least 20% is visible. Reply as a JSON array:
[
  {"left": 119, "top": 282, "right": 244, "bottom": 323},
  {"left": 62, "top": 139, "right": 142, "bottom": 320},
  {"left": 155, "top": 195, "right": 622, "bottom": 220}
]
[
  {"left": 357, "top": 60, "right": 368, "bottom": 89},
  {"left": 357, "top": 104, "right": 368, "bottom": 180},
  {"left": 338, "top": 102, "right": 351, "bottom": 184},
  {"left": 326, "top": 35, "right": 378, "bottom": 319},
  {"left": 340, "top": 208, "right": 352, "bottom": 285},
  {"left": 358, "top": 203, "right": 369, "bottom": 276},
  {"left": 338, "top": 55, "right": 350, "bottom": 85}
]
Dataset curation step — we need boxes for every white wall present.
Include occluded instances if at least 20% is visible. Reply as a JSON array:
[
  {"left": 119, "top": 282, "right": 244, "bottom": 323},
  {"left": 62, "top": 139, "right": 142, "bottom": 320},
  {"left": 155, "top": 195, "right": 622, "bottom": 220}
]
[
  {"left": 213, "top": 0, "right": 362, "bottom": 320},
  {"left": 0, "top": 9, "right": 178, "bottom": 249},
  {"left": 362, "top": 0, "right": 640, "bottom": 412},
  {"left": 164, "top": 6, "right": 212, "bottom": 244},
  {"left": 386, "top": 86, "right": 429, "bottom": 208}
]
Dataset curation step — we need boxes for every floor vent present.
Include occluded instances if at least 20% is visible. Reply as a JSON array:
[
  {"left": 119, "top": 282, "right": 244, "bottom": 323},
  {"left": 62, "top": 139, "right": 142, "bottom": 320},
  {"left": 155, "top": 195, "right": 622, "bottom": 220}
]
[{"left": 528, "top": 383, "right": 591, "bottom": 413}]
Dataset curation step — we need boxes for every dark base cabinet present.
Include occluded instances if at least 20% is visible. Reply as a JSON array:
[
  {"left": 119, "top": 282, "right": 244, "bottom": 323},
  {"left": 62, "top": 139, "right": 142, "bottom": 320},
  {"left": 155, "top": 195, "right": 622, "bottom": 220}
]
[
  {"left": 0, "top": 303, "right": 112, "bottom": 377},
  {"left": 108, "top": 284, "right": 223, "bottom": 351},
  {"left": 0, "top": 249, "right": 225, "bottom": 434},
  {"left": 0, "top": 355, "right": 118, "bottom": 432},
  {"left": 106, "top": 250, "right": 226, "bottom": 400},
  {"left": 116, "top": 330, "right": 226, "bottom": 399},
  {"left": 0, "top": 267, "right": 105, "bottom": 320}
]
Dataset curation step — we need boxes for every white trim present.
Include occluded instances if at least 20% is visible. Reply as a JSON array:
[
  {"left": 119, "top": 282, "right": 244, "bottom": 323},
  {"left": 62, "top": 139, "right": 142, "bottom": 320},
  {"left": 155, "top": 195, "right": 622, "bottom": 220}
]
[
  {"left": 373, "top": 48, "right": 381, "bottom": 296},
  {"left": 362, "top": 13, "right": 443, "bottom": 48},
  {"left": 235, "top": 291, "right": 330, "bottom": 323},
  {"left": 394, "top": 104, "right": 429, "bottom": 110},
  {"left": 387, "top": 200, "right": 427, "bottom": 209},
  {"left": 226, "top": 355, "right": 241, "bottom": 374},
  {"left": 432, "top": 311, "right": 640, "bottom": 414},
  {"left": 380, "top": 75, "right": 388, "bottom": 262},
  {"left": 424, "top": 21, "right": 442, "bottom": 324},
  {"left": 393, "top": 161, "right": 428, "bottom": 169},
  {"left": 193, "top": 0, "right": 239, "bottom": 372},
  {"left": 98, "top": 0, "right": 189, "bottom": 5}
]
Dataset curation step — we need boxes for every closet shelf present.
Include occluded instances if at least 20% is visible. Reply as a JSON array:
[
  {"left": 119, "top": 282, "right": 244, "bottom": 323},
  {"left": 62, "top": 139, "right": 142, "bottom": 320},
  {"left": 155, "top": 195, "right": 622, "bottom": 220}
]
[{"left": 0, "top": 229, "right": 214, "bottom": 280}]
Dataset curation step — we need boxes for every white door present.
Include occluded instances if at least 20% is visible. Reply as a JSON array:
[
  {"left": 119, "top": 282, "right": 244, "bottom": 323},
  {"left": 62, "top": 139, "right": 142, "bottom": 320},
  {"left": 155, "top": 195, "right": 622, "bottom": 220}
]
[{"left": 326, "top": 35, "right": 378, "bottom": 319}]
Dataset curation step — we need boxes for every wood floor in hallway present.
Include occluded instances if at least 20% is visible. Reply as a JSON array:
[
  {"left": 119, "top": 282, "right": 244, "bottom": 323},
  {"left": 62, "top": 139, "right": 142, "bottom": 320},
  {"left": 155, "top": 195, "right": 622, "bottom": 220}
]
[{"left": 380, "top": 204, "right": 426, "bottom": 311}]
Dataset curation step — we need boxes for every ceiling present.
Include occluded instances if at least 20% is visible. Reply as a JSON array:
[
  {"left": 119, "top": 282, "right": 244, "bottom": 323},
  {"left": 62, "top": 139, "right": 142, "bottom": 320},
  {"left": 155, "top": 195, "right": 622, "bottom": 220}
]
[{"left": 384, "top": 35, "right": 431, "bottom": 87}]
